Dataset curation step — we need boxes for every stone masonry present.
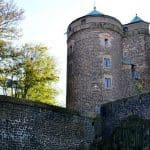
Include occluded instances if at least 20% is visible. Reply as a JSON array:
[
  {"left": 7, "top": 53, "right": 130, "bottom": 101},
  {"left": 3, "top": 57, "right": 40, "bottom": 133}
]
[
  {"left": 0, "top": 8, "right": 150, "bottom": 150},
  {"left": 101, "top": 92, "right": 150, "bottom": 138},
  {"left": 66, "top": 8, "right": 150, "bottom": 116},
  {"left": 0, "top": 96, "right": 95, "bottom": 150},
  {"left": 0, "top": 92, "right": 150, "bottom": 149}
]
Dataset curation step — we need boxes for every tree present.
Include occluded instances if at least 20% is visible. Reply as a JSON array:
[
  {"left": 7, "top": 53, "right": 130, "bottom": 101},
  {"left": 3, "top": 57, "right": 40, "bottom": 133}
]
[
  {"left": 0, "top": 1, "right": 58, "bottom": 105},
  {"left": 0, "top": 0, "right": 24, "bottom": 94},
  {"left": 19, "top": 44, "right": 59, "bottom": 104},
  {"left": 0, "top": 44, "right": 58, "bottom": 105},
  {"left": 0, "top": 0, "right": 24, "bottom": 39},
  {"left": 0, "top": 42, "right": 22, "bottom": 96}
]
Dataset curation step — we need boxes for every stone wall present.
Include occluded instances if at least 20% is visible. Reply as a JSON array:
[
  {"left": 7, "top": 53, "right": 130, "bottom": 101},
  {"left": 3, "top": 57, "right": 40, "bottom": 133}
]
[
  {"left": 67, "top": 14, "right": 150, "bottom": 117},
  {"left": 0, "top": 96, "right": 95, "bottom": 150},
  {"left": 67, "top": 15, "right": 123, "bottom": 116},
  {"left": 0, "top": 93, "right": 150, "bottom": 149},
  {"left": 101, "top": 92, "right": 150, "bottom": 139},
  {"left": 122, "top": 22, "right": 150, "bottom": 94}
]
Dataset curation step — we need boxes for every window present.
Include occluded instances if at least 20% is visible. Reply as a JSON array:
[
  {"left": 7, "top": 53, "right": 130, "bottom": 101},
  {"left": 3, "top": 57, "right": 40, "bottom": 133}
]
[
  {"left": 104, "top": 38, "right": 108, "bottom": 46},
  {"left": 131, "top": 71, "right": 140, "bottom": 80},
  {"left": 123, "top": 26, "right": 128, "bottom": 32},
  {"left": 104, "top": 78, "right": 112, "bottom": 88},
  {"left": 131, "top": 65, "right": 140, "bottom": 80},
  {"left": 81, "top": 18, "right": 86, "bottom": 25},
  {"left": 68, "top": 26, "right": 71, "bottom": 32},
  {"left": 103, "top": 57, "right": 111, "bottom": 68},
  {"left": 69, "top": 45, "right": 73, "bottom": 52}
]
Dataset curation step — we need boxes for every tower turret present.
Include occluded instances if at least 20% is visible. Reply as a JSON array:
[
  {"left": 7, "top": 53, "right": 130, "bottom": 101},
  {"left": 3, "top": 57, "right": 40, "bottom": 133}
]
[{"left": 122, "top": 15, "right": 150, "bottom": 94}]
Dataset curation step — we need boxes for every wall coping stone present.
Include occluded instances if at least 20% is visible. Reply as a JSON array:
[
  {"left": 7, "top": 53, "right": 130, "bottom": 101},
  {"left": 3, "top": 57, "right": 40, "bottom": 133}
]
[{"left": 0, "top": 95, "right": 81, "bottom": 117}]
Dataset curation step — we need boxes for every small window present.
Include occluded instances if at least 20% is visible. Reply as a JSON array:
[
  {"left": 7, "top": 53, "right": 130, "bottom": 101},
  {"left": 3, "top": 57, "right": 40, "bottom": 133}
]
[
  {"left": 69, "top": 45, "right": 73, "bottom": 53},
  {"left": 131, "top": 65, "right": 140, "bottom": 80},
  {"left": 132, "top": 71, "right": 140, "bottom": 80},
  {"left": 69, "top": 45, "right": 72, "bottom": 50},
  {"left": 81, "top": 18, "right": 86, "bottom": 25},
  {"left": 123, "top": 26, "right": 128, "bottom": 32},
  {"left": 104, "top": 78, "right": 112, "bottom": 88},
  {"left": 103, "top": 57, "right": 111, "bottom": 68},
  {"left": 68, "top": 26, "right": 72, "bottom": 32},
  {"left": 104, "top": 38, "right": 108, "bottom": 46}
]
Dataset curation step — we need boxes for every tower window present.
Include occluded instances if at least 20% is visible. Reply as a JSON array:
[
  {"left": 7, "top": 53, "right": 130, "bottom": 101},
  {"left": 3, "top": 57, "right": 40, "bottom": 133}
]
[
  {"left": 131, "top": 64, "right": 140, "bottom": 80},
  {"left": 103, "top": 57, "right": 111, "bottom": 68},
  {"left": 81, "top": 18, "right": 86, "bottom": 25},
  {"left": 69, "top": 45, "right": 73, "bottom": 51},
  {"left": 123, "top": 26, "right": 128, "bottom": 32},
  {"left": 104, "top": 78, "right": 112, "bottom": 88},
  {"left": 68, "top": 26, "right": 72, "bottom": 32},
  {"left": 104, "top": 38, "right": 108, "bottom": 46}
]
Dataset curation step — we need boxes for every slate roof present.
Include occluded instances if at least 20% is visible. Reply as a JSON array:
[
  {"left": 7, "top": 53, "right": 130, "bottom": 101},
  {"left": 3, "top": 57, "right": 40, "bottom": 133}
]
[
  {"left": 87, "top": 6, "right": 104, "bottom": 16},
  {"left": 130, "top": 14, "right": 143, "bottom": 23}
]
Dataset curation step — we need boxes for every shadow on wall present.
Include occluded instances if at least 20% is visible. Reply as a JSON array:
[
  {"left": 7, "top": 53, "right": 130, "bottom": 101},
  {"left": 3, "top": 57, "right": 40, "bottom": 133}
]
[{"left": 92, "top": 115, "right": 150, "bottom": 150}]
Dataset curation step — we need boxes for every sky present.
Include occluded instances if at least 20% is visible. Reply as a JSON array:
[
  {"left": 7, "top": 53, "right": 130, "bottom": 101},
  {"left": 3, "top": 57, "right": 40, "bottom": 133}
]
[{"left": 14, "top": 0, "right": 150, "bottom": 107}]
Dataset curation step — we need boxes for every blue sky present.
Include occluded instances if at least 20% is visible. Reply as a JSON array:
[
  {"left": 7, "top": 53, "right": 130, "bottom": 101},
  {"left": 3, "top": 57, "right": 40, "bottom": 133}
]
[{"left": 14, "top": 0, "right": 150, "bottom": 106}]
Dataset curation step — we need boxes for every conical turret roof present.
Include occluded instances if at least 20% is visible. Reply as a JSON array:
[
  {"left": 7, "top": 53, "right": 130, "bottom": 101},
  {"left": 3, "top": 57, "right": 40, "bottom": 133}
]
[
  {"left": 87, "top": 6, "right": 104, "bottom": 16},
  {"left": 130, "top": 14, "right": 143, "bottom": 23}
]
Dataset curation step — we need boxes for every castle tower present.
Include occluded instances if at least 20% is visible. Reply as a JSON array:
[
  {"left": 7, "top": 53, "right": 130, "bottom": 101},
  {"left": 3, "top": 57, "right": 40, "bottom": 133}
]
[
  {"left": 66, "top": 7, "right": 123, "bottom": 116},
  {"left": 122, "top": 15, "right": 150, "bottom": 95}
]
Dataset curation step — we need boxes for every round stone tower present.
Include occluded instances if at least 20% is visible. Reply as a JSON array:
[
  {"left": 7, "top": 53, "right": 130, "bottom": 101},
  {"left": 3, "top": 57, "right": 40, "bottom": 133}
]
[{"left": 66, "top": 7, "right": 123, "bottom": 116}]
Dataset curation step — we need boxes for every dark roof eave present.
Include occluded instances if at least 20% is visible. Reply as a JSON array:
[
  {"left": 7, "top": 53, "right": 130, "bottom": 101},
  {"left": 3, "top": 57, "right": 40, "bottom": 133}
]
[{"left": 124, "top": 20, "right": 150, "bottom": 26}]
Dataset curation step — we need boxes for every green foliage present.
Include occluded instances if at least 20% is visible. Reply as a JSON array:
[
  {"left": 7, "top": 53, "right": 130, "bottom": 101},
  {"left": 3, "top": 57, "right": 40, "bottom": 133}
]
[
  {"left": 0, "top": 43, "right": 59, "bottom": 105},
  {"left": 0, "top": 1, "right": 58, "bottom": 105},
  {"left": 133, "top": 79, "right": 144, "bottom": 93},
  {"left": 27, "top": 83, "right": 57, "bottom": 105},
  {"left": 19, "top": 44, "right": 59, "bottom": 104}
]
